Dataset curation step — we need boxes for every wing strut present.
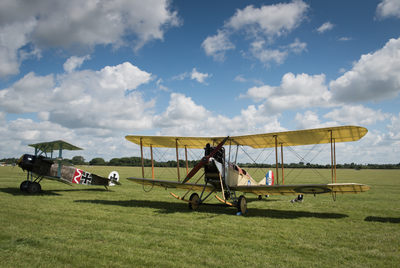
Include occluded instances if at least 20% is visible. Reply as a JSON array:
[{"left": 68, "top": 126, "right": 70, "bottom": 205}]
[
  {"left": 175, "top": 139, "right": 180, "bottom": 182},
  {"left": 330, "top": 130, "right": 337, "bottom": 183},
  {"left": 140, "top": 138, "right": 145, "bottom": 178},
  {"left": 281, "top": 143, "right": 284, "bottom": 185},
  {"left": 184, "top": 145, "right": 189, "bottom": 175},
  {"left": 150, "top": 145, "right": 154, "bottom": 179},
  {"left": 274, "top": 135, "right": 279, "bottom": 185},
  {"left": 182, "top": 136, "right": 229, "bottom": 184}
]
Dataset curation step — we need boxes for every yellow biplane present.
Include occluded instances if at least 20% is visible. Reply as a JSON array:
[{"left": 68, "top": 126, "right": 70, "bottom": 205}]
[{"left": 125, "top": 126, "right": 370, "bottom": 215}]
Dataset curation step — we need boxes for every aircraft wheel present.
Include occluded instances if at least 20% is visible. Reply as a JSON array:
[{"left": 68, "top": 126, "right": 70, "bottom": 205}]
[
  {"left": 20, "top": 180, "right": 31, "bottom": 192},
  {"left": 27, "top": 182, "right": 41, "bottom": 194},
  {"left": 188, "top": 193, "right": 200, "bottom": 211},
  {"left": 258, "top": 195, "right": 262, "bottom": 200},
  {"left": 237, "top": 195, "right": 247, "bottom": 215}
]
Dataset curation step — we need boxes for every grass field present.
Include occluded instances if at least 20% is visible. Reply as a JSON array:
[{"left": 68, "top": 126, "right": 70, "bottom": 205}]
[{"left": 0, "top": 166, "right": 399, "bottom": 267}]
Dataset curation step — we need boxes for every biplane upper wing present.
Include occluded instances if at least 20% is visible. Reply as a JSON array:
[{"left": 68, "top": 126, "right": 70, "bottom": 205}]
[
  {"left": 125, "top": 136, "right": 221, "bottom": 149},
  {"left": 29, "top": 140, "right": 82, "bottom": 152},
  {"left": 125, "top": 126, "right": 367, "bottom": 149},
  {"left": 227, "top": 125, "right": 367, "bottom": 148},
  {"left": 231, "top": 183, "right": 370, "bottom": 196},
  {"left": 126, "top": 177, "right": 215, "bottom": 192}
]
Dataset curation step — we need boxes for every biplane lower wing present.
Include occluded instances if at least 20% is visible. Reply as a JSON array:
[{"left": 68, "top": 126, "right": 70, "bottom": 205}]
[
  {"left": 231, "top": 183, "right": 370, "bottom": 196},
  {"left": 126, "top": 177, "right": 215, "bottom": 192}
]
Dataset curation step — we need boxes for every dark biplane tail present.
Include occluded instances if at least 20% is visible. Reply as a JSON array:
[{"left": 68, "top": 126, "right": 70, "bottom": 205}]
[{"left": 107, "top": 171, "right": 120, "bottom": 186}]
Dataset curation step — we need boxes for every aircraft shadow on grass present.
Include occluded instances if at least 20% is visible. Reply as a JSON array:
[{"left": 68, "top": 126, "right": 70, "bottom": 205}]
[
  {"left": 364, "top": 216, "right": 400, "bottom": 224},
  {"left": 74, "top": 198, "right": 348, "bottom": 219},
  {"left": 0, "top": 187, "right": 111, "bottom": 196}
]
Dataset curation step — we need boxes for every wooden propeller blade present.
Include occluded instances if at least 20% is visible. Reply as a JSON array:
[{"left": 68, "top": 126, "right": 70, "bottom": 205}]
[{"left": 182, "top": 136, "right": 229, "bottom": 184}]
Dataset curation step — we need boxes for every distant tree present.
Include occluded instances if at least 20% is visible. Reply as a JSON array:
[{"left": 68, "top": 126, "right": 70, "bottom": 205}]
[
  {"left": 0, "top": 158, "right": 18, "bottom": 165},
  {"left": 72, "top": 156, "right": 85, "bottom": 165},
  {"left": 61, "top": 158, "right": 73, "bottom": 165},
  {"left": 89, "top": 157, "right": 106, "bottom": 166},
  {"left": 109, "top": 158, "right": 121, "bottom": 166}
]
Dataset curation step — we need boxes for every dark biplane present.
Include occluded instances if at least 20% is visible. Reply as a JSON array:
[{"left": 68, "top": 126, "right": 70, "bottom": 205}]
[{"left": 17, "top": 140, "right": 120, "bottom": 194}]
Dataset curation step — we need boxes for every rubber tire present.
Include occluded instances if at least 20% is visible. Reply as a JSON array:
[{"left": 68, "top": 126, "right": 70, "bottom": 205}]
[
  {"left": 188, "top": 193, "right": 200, "bottom": 211},
  {"left": 27, "top": 182, "right": 41, "bottom": 194},
  {"left": 20, "top": 180, "right": 31, "bottom": 192},
  {"left": 237, "top": 195, "right": 247, "bottom": 215}
]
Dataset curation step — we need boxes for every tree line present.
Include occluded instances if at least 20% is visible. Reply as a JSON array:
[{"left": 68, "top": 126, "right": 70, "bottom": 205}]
[{"left": 2, "top": 156, "right": 400, "bottom": 169}]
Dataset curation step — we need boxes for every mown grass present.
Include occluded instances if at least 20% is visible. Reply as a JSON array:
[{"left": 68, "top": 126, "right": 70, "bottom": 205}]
[{"left": 0, "top": 166, "right": 399, "bottom": 267}]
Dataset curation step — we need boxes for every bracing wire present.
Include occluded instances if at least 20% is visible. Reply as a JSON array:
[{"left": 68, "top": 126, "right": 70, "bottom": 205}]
[
  {"left": 151, "top": 147, "right": 179, "bottom": 179},
  {"left": 273, "top": 136, "right": 329, "bottom": 184},
  {"left": 239, "top": 146, "right": 273, "bottom": 180},
  {"left": 284, "top": 144, "right": 329, "bottom": 183}
]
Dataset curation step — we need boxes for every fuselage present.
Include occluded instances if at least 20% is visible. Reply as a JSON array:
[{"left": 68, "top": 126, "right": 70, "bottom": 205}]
[{"left": 17, "top": 154, "right": 110, "bottom": 186}]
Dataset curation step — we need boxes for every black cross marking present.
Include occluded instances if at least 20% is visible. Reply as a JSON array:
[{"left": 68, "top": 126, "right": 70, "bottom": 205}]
[
  {"left": 110, "top": 173, "right": 117, "bottom": 181},
  {"left": 80, "top": 172, "right": 92, "bottom": 185}
]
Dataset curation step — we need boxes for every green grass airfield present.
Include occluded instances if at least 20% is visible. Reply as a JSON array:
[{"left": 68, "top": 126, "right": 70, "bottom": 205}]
[{"left": 0, "top": 166, "right": 399, "bottom": 267}]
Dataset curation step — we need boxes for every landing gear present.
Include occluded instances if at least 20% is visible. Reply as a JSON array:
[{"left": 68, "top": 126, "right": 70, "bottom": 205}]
[
  {"left": 188, "top": 193, "right": 200, "bottom": 210},
  {"left": 20, "top": 180, "right": 41, "bottom": 194},
  {"left": 237, "top": 195, "right": 247, "bottom": 215},
  {"left": 20, "top": 171, "right": 43, "bottom": 194},
  {"left": 27, "top": 182, "right": 41, "bottom": 194},
  {"left": 20, "top": 180, "right": 31, "bottom": 192}
]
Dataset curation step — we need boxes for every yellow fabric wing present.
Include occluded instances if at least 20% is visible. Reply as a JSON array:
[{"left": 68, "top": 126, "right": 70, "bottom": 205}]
[
  {"left": 231, "top": 183, "right": 370, "bottom": 196},
  {"left": 229, "top": 125, "right": 367, "bottom": 148},
  {"left": 125, "top": 126, "right": 367, "bottom": 149}
]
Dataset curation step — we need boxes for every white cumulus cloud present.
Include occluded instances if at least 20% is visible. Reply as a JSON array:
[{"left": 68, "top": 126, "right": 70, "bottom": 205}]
[
  {"left": 202, "top": 0, "right": 308, "bottom": 64},
  {"left": 0, "top": 0, "right": 180, "bottom": 78},
  {"left": 316, "top": 22, "right": 334, "bottom": 33},
  {"left": 242, "top": 73, "right": 331, "bottom": 113},
  {"left": 323, "top": 105, "right": 389, "bottom": 125},
  {"left": 0, "top": 62, "right": 154, "bottom": 131},
  {"left": 202, "top": 30, "right": 235, "bottom": 61},
  {"left": 330, "top": 37, "right": 400, "bottom": 103},
  {"left": 386, "top": 113, "right": 400, "bottom": 140},
  {"left": 0, "top": 19, "right": 37, "bottom": 77},
  {"left": 153, "top": 93, "right": 285, "bottom": 137},
  {"left": 63, "top": 55, "right": 91, "bottom": 73},
  {"left": 191, "top": 68, "right": 211, "bottom": 84},
  {"left": 294, "top": 111, "right": 336, "bottom": 129},
  {"left": 226, "top": 1, "right": 308, "bottom": 37},
  {"left": 376, "top": 0, "right": 400, "bottom": 19}
]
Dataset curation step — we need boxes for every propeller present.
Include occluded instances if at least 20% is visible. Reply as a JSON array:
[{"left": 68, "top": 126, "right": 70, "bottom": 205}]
[{"left": 181, "top": 136, "right": 229, "bottom": 184}]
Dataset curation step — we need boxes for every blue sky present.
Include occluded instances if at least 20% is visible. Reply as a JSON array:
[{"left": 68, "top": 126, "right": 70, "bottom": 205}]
[{"left": 1, "top": 0, "right": 400, "bottom": 164}]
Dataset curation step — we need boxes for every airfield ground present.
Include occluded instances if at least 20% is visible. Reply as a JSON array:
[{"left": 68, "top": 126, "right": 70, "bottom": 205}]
[{"left": 0, "top": 166, "right": 399, "bottom": 267}]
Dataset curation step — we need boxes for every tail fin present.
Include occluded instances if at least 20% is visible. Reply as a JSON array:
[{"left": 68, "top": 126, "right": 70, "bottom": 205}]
[
  {"left": 266, "top": 170, "right": 274, "bottom": 186},
  {"left": 258, "top": 170, "right": 274, "bottom": 186},
  {"left": 108, "top": 171, "right": 120, "bottom": 186}
]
